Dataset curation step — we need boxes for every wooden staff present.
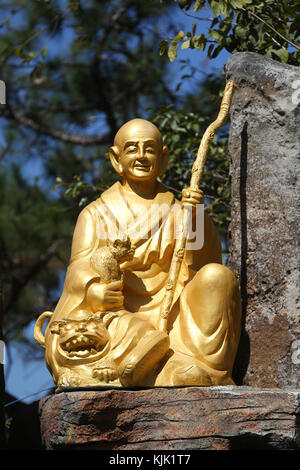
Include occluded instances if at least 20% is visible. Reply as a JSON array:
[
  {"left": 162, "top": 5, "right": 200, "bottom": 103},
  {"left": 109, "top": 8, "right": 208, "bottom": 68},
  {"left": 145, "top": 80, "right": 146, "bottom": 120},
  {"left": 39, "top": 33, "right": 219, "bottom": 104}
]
[{"left": 158, "top": 80, "right": 237, "bottom": 332}]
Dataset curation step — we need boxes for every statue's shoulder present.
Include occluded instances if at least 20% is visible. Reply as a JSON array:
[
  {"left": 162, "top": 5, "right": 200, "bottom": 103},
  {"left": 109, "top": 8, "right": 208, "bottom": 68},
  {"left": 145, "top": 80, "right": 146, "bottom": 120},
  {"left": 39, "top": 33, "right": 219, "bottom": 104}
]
[
  {"left": 156, "top": 182, "right": 177, "bottom": 205},
  {"left": 82, "top": 182, "right": 121, "bottom": 215}
]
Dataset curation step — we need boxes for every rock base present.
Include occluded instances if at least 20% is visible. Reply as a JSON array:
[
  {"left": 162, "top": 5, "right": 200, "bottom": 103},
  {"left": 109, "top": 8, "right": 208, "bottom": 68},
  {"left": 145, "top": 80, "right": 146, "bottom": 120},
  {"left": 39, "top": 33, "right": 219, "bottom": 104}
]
[{"left": 39, "top": 386, "right": 300, "bottom": 450}]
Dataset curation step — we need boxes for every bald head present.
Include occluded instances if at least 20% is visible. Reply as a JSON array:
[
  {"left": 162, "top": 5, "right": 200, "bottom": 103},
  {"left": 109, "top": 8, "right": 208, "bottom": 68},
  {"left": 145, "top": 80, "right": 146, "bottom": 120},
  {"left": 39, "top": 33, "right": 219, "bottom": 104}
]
[
  {"left": 109, "top": 118, "right": 169, "bottom": 183},
  {"left": 114, "top": 118, "right": 163, "bottom": 149}
]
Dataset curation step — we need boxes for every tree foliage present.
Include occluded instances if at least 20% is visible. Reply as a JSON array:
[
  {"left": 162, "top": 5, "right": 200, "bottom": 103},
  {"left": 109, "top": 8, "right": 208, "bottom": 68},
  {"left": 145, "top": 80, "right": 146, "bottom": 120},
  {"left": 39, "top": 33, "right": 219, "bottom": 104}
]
[
  {"left": 0, "top": 0, "right": 174, "bottom": 340},
  {"left": 155, "top": 0, "right": 299, "bottom": 255},
  {"left": 159, "top": 0, "right": 300, "bottom": 66}
]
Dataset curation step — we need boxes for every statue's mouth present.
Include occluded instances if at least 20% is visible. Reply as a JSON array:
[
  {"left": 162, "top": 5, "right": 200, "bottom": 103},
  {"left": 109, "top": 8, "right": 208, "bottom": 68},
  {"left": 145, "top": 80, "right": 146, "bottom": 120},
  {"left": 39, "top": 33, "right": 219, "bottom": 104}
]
[
  {"left": 60, "top": 334, "right": 107, "bottom": 358},
  {"left": 134, "top": 164, "right": 151, "bottom": 171}
]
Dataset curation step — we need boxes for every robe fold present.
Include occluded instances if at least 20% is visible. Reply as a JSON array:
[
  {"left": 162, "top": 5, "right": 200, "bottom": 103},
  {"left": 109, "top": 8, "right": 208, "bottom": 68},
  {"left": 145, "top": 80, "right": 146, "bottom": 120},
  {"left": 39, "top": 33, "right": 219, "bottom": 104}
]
[
  {"left": 50, "top": 181, "right": 221, "bottom": 326},
  {"left": 46, "top": 181, "right": 240, "bottom": 384}
]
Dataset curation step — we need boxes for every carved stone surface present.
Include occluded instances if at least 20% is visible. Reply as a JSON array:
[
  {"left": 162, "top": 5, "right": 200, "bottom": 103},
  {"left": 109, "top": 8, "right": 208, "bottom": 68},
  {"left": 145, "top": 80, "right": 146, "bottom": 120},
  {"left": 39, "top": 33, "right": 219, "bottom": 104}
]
[
  {"left": 39, "top": 387, "right": 300, "bottom": 450},
  {"left": 226, "top": 52, "right": 300, "bottom": 388}
]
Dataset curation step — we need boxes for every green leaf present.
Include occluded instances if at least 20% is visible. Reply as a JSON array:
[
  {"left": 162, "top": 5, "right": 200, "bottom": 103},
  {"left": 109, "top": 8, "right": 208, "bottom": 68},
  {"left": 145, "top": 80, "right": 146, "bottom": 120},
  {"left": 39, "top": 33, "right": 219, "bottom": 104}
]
[
  {"left": 168, "top": 41, "right": 178, "bottom": 62},
  {"left": 193, "top": 34, "right": 207, "bottom": 50},
  {"left": 194, "top": 0, "right": 205, "bottom": 13},
  {"left": 16, "top": 46, "right": 23, "bottom": 57},
  {"left": 181, "top": 40, "right": 191, "bottom": 50},
  {"left": 234, "top": 25, "right": 247, "bottom": 39},
  {"left": 41, "top": 47, "right": 47, "bottom": 58},
  {"left": 273, "top": 48, "right": 289, "bottom": 63},
  {"left": 159, "top": 40, "right": 168, "bottom": 56},
  {"left": 173, "top": 30, "right": 185, "bottom": 41},
  {"left": 211, "top": 44, "right": 223, "bottom": 58},
  {"left": 178, "top": 0, "right": 194, "bottom": 10},
  {"left": 209, "top": 30, "right": 224, "bottom": 42},
  {"left": 0, "top": 41, "right": 9, "bottom": 56},
  {"left": 210, "top": 0, "right": 222, "bottom": 16},
  {"left": 230, "top": 0, "right": 248, "bottom": 8},
  {"left": 219, "top": 1, "right": 230, "bottom": 16},
  {"left": 207, "top": 44, "right": 214, "bottom": 57}
]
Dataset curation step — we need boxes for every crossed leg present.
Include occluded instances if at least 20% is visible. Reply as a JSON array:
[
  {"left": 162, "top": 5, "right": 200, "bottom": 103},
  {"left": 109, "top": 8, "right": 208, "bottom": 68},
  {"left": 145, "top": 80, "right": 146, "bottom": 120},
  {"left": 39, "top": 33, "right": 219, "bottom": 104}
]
[{"left": 157, "top": 263, "right": 242, "bottom": 386}]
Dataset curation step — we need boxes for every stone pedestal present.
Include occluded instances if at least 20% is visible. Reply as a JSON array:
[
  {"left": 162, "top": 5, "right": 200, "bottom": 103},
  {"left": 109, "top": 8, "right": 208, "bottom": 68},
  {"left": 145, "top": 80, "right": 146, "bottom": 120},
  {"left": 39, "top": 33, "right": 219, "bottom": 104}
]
[
  {"left": 39, "top": 387, "right": 300, "bottom": 450},
  {"left": 226, "top": 52, "right": 300, "bottom": 388}
]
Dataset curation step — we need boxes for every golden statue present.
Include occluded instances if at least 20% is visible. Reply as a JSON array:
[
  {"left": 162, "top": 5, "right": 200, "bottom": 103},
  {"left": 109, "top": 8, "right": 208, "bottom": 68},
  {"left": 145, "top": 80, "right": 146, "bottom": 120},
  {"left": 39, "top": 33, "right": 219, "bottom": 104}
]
[{"left": 34, "top": 81, "right": 241, "bottom": 391}]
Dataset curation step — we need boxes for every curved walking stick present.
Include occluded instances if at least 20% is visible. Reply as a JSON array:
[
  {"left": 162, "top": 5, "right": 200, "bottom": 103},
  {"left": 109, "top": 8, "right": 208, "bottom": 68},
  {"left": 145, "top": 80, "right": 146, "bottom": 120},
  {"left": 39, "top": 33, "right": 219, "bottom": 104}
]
[{"left": 158, "top": 80, "right": 237, "bottom": 332}]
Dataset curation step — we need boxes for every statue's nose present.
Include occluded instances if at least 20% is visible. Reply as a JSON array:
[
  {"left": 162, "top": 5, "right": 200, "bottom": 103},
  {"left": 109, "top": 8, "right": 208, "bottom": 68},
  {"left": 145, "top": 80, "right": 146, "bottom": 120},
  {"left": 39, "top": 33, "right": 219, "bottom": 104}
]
[
  {"left": 137, "top": 143, "right": 146, "bottom": 159},
  {"left": 77, "top": 323, "right": 87, "bottom": 332}
]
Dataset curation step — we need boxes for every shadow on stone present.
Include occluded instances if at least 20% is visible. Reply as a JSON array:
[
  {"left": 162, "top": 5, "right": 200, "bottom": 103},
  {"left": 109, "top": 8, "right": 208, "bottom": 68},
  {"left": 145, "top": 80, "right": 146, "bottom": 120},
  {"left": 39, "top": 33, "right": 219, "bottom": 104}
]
[
  {"left": 229, "top": 434, "right": 279, "bottom": 450},
  {"left": 232, "top": 121, "right": 250, "bottom": 385}
]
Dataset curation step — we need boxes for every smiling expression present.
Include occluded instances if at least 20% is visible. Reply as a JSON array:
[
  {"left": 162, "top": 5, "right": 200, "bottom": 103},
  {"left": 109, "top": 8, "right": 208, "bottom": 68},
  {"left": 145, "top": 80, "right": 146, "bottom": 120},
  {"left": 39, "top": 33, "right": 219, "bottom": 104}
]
[
  {"left": 110, "top": 119, "right": 168, "bottom": 183},
  {"left": 119, "top": 137, "right": 161, "bottom": 181}
]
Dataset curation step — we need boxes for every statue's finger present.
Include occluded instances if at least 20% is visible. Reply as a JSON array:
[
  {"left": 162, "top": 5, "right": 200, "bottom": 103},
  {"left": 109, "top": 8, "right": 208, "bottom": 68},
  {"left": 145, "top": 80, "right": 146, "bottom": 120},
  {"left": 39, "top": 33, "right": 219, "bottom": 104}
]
[
  {"left": 107, "top": 290, "right": 123, "bottom": 297},
  {"left": 108, "top": 294, "right": 124, "bottom": 303},
  {"left": 108, "top": 280, "right": 123, "bottom": 290}
]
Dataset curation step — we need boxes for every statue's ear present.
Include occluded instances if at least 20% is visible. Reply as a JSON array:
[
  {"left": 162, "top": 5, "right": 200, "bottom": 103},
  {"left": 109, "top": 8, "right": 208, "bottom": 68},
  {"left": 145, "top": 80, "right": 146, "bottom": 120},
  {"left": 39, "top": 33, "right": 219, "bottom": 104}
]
[
  {"left": 159, "top": 145, "right": 169, "bottom": 178},
  {"left": 50, "top": 321, "right": 62, "bottom": 335},
  {"left": 109, "top": 146, "right": 124, "bottom": 176}
]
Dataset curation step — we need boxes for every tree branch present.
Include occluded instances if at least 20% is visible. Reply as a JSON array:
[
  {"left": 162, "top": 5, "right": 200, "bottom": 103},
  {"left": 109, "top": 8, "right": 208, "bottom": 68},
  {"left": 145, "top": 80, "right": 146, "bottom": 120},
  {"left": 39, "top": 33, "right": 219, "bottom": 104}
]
[
  {"left": 3, "top": 241, "right": 60, "bottom": 322},
  {"left": 243, "top": 8, "right": 300, "bottom": 51},
  {"left": 3, "top": 103, "right": 112, "bottom": 145}
]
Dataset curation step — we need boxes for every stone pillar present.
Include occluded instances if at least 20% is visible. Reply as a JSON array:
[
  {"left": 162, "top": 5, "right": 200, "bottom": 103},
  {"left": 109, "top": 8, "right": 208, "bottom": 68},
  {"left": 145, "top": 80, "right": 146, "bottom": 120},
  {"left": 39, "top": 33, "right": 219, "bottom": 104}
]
[{"left": 226, "top": 52, "right": 300, "bottom": 388}]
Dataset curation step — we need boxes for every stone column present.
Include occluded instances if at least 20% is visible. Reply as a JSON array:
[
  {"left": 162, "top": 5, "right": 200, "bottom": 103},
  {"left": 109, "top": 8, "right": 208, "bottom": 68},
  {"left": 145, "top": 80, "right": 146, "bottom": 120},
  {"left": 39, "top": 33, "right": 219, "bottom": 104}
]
[{"left": 226, "top": 52, "right": 300, "bottom": 388}]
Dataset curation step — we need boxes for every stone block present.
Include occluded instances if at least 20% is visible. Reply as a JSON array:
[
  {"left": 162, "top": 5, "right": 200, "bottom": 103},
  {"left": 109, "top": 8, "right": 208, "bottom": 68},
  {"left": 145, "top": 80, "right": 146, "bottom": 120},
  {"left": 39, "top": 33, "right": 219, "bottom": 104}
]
[
  {"left": 226, "top": 52, "right": 300, "bottom": 387},
  {"left": 39, "top": 387, "right": 300, "bottom": 450}
]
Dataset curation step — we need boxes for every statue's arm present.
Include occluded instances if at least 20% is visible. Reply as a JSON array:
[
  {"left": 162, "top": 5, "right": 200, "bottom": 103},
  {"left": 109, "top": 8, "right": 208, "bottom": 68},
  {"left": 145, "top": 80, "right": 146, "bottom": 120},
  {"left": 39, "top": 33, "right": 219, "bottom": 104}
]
[
  {"left": 64, "top": 207, "right": 99, "bottom": 294},
  {"left": 66, "top": 205, "right": 124, "bottom": 312},
  {"left": 49, "top": 207, "right": 99, "bottom": 319},
  {"left": 69, "top": 207, "right": 98, "bottom": 263}
]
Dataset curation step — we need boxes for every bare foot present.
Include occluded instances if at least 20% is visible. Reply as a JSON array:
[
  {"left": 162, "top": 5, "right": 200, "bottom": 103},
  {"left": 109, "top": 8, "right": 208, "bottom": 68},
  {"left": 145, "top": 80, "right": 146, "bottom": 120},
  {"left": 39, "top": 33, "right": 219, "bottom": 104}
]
[
  {"left": 171, "top": 364, "right": 213, "bottom": 386},
  {"left": 57, "top": 373, "right": 81, "bottom": 388}
]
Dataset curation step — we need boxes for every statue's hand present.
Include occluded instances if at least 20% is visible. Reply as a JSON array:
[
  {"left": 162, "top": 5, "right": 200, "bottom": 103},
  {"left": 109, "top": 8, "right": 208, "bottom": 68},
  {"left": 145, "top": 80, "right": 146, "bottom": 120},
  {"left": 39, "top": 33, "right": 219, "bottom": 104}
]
[
  {"left": 86, "top": 280, "right": 124, "bottom": 312},
  {"left": 181, "top": 188, "right": 204, "bottom": 206},
  {"left": 157, "top": 316, "right": 168, "bottom": 333}
]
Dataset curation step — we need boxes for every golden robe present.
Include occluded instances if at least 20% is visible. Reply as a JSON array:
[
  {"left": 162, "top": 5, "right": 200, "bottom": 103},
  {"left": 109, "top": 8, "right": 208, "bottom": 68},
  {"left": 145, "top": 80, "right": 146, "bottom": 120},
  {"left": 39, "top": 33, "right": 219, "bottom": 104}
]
[{"left": 45, "top": 181, "right": 241, "bottom": 386}]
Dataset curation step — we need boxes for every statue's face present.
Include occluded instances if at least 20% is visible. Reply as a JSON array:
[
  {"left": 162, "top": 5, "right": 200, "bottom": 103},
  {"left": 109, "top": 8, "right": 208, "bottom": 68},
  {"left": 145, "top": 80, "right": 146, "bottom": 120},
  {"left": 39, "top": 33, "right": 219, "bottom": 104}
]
[
  {"left": 111, "top": 119, "right": 168, "bottom": 183},
  {"left": 119, "top": 136, "right": 162, "bottom": 182}
]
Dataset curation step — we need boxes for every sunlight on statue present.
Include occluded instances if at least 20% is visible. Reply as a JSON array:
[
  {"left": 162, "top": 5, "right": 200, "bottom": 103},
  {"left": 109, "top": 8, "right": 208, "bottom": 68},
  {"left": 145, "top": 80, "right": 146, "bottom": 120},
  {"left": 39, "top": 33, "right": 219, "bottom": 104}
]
[{"left": 34, "top": 87, "right": 241, "bottom": 390}]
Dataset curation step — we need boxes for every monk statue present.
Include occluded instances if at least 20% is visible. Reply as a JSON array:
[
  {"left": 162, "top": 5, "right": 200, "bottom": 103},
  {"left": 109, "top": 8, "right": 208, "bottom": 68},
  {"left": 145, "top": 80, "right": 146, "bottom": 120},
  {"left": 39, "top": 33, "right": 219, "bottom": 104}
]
[{"left": 34, "top": 115, "right": 241, "bottom": 390}]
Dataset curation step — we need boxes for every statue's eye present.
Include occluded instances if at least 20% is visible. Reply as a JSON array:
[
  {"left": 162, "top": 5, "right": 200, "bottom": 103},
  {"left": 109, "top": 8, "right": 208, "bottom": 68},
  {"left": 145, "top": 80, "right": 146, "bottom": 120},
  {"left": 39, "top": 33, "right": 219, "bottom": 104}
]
[
  {"left": 127, "top": 146, "right": 137, "bottom": 153},
  {"left": 145, "top": 147, "right": 155, "bottom": 154}
]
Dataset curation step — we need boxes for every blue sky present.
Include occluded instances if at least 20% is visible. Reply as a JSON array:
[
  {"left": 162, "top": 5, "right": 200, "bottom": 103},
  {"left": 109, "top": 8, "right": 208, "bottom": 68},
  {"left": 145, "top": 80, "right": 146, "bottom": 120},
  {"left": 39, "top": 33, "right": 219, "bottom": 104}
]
[{"left": 4, "top": 4, "right": 231, "bottom": 406}]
